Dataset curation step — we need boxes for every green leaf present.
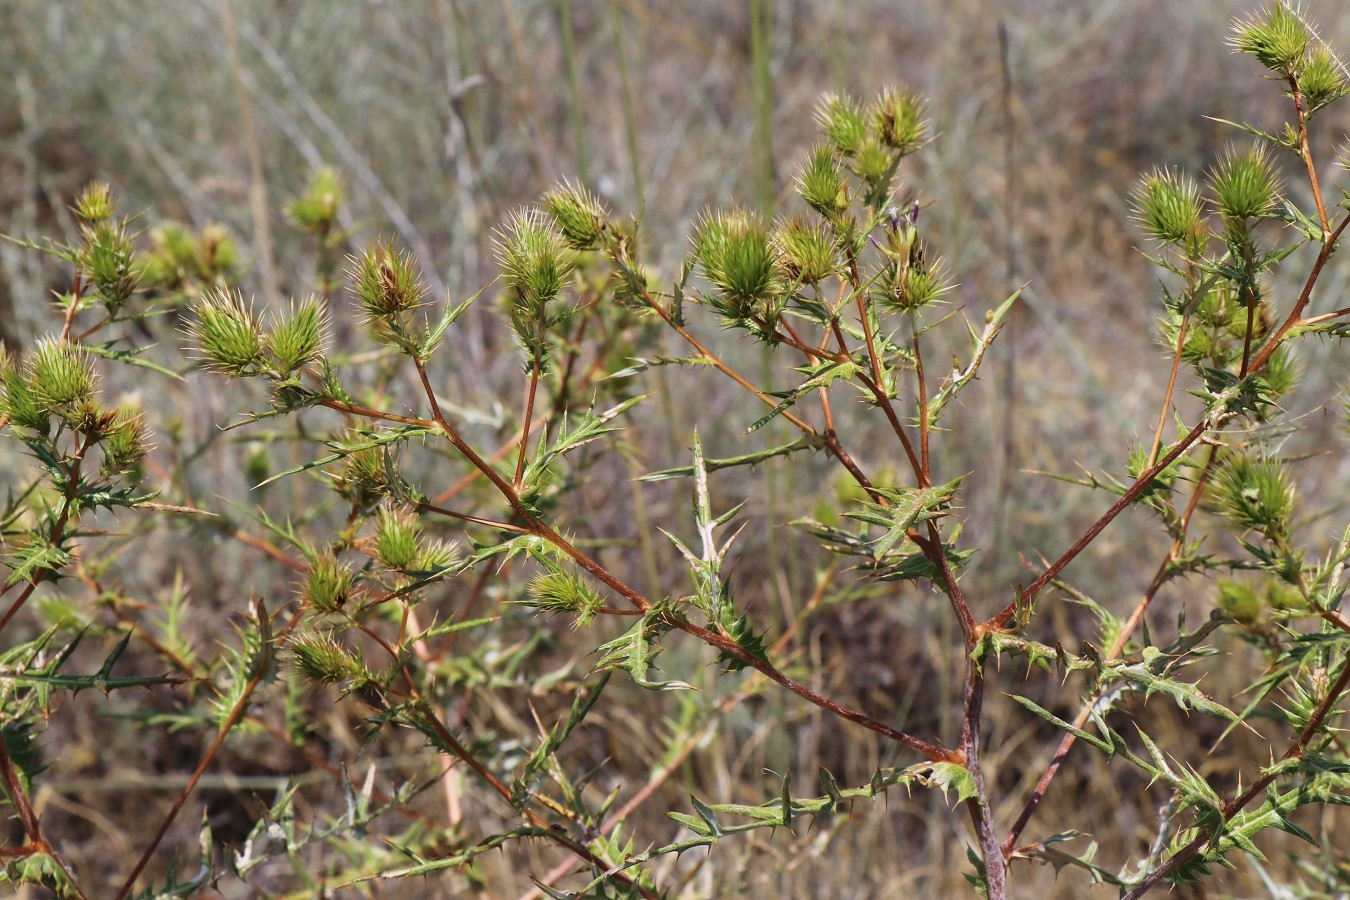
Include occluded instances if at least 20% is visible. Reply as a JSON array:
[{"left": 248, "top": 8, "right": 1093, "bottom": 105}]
[
  {"left": 594, "top": 609, "right": 692, "bottom": 691},
  {"left": 926, "top": 286, "right": 1023, "bottom": 423},
  {"left": 746, "top": 359, "right": 859, "bottom": 433},
  {"left": 253, "top": 424, "right": 435, "bottom": 489},
  {"left": 848, "top": 476, "right": 965, "bottom": 557},
  {"left": 532, "top": 395, "right": 646, "bottom": 472},
  {"left": 4, "top": 541, "right": 71, "bottom": 587},
  {"left": 406, "top": 616, "right": 498, "bottom": 643},
  {"left": 641, "top": 435, "right": 826, "bottom": 482},
  {"left": 908, "top": 760, "right": 979, "bottom": 805},
  {"left": 1111, "top": 657, "right": 1241, "bottom": 722},
  {"left": 419, "top": 280, "right": 490, "bottom": 362},
  {"left": 82, "top": 340, "right": 185, "bottom": 380},
  {"left": 605, "top": 355, "right": 711, "bottom": 380}
]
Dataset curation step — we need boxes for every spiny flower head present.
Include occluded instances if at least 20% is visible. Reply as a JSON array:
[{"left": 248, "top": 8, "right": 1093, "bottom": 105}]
[
  {"left": 1229, "top": 3, "right": 1312, "bottom": 75},
  {"left": 288, "top": 632, "right": 366, "bottom": 686},
  {"left": 772, "top": 216, "right": 839, "bottom": 285},
  {"left": 302, "top": 552, "right": 353, "bottom": 613},
  {"left": 869, "top": 86, "right": 928, "bottom": 155},
  {"left": 28, "top": 338, "right": 96, "bottom": 411},
  {"left": 693, "top": 208, "right": 780, "bottom": 316},
  {"left": 349, "top": 242, "right": 427, "bottom": 321},
  {"left": 495, "top": 207, "right": 577, "bottom": 310},
  {"left": 71, "top": 182, "right": 114, "bottom": 224},
  {"left": 795, "top": 144, "right": 850, "bottom": 222},
  {"left": 188, "top": 288, "right": 265, "bottom": 377},
  {"left": 1209, "top": 144, "right": 1282, "bottom": 222},
  {"left": 374, "top": 505, "right": 422, "bottom": 570},
  {"left": 266, "top": 297, "right": 327, "bottom": 375},
  {"left": 815, "top": 92, "right": 868, "bottom": 157},
  {"left": 287, "top": 167, "right": 344, "bottom": 234},
  {"left": 1213, "top": 453, "right": 1296, "bottom": 542},
  {"left": 541, "top": 180, "right": 609, "bottom": 250},
  {"left": 1133, "top": 169, "right": 1208, "bottom": 257}
]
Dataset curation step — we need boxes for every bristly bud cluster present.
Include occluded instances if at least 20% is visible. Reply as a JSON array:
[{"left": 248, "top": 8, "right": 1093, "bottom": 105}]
[
  {"left": 541, "top": 181, "right": 609, "bottom": 250},
  {"left": 188, "top": 287, "right": 330, "bottom": 407},
  {"left": 815, "top": 93, "right": 869, "bottom": 158},
  {"left": 71, "top": 183, "right": 145, "bottom": 316},
  {"left": 374, "top": 505, "right": 421, "bottom": 570},
  {"left": 80, "top": 220, "right": 139, "bottom": 314},
  {"left": 1230, "top": 4, "right": 1348, "bottom": 114},
  {"left": 288, "top": 169, "right": 347, "bottom": 301},
  {"left": 1157, "top": 284, "right": 1295, "bottom": 404},
  {"left": 342, "top": 242, "right": 447, "bottom": 361},
  {"left": 870, "top": 86, "right": 928, "bottom": 155},
  {"left": 1298, "top": 44, "right": 1350, "bottom": 114},
  {"left": 1216, "top": 577, "right": 1307, "bottom": 626},
  {"left": 266, "top": 297, "right": 327, "bottom": 376},
  {"left": 524, "top": 567, "right": 604, "bottom": 628},
  {"left": 3, "top": 341, "right": 86, "bottom": 435},
  {"left": 1, "top": 346, "right": 48, "bottom": 433},
  {"left": 1133, "top": 170, "right": 1208, "bottom": 259},
  {"left": 878, "top": 210, "right": 950, "bottom": 312},
  {"left": 1230, "top": 3, "right": 1312, "bottom": 75},
  {"left": 72, "top": 182, "right": 114, "bottom": 223},
  {"left": 303, "top": 551, "right": 353, "bottom": 614},
  {"left": 188, "top": 288, "right": 265, "bottom": 377},
  {"left": 1212, "top": 453, "right": 1296, "bottom": 542},
  {"left": 329, "top": 440, "right": 393, "bottom": 513},
  {"left": 496, "top": 207, "right": 578, "bottom": 369},
  {"left": 28, "top": 338, "right": 96, "bottom": 412},
  {"left": 795, "top": 144, "right": 851, "bottom": 224},
  {"left": 287, "top": 633, "right": 369, "bottom": 687},
  {"left": 772, "top": 216, "right": 839, "bottom": 286},
  {"left": 351, "top": 242, "right": 427, "bottom": 322},
  {"left": 1255, "top": 345, "right": 1301, "bottom": 408},
  {"left": 141, "top": 222, "right": 239, "bottom": 294},
  {"left": 287, "top": 167, "right": 344, "bottom": 236},
  {"left": 1209, "top": 144, "right": 1282, "bottom": 225},
  {"left": 2, "top": 339, "right": 148, "bottom": 482},
  {"left": 1217, "top": 579, "right": 1264, "bottom": 624},
  {"left": 813, "top": 86, "right": 927, "bottom": 209},
  {"left": 497, "top": 207, "right": 576, "bottom": 306},
  {"left": 693, "top": 208, "right": 781, "bottom": 318},
  {"left": 99, "top": 402, "right": 149, "bottom": 480}
]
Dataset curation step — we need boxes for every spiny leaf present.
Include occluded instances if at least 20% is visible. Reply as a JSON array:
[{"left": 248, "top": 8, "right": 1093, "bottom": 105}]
[{"left": 641, "top": 436, "right": 826, "bottom": 482}]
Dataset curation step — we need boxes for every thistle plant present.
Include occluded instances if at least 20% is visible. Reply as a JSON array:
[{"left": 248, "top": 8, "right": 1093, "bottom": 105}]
[{"left": 2, "top": 3, "right": 1350, "bottom": 898}]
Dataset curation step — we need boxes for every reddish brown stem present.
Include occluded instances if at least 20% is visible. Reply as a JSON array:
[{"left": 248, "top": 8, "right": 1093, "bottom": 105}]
[
  {"left": 513, "top": 366, "right": 540, "bottom": 491},
  {"left": 992, "top": 417, "right": 1210, "bottom": 627},
  {"left": 1247, "top": 212, "right": 1350, "bottom": 373},
  {"left": 1300, "top": 303, "right": 1350, "bottom": 326},
  {"left": 1002, "top": 447, "right": 1221, "bottom": 857},
  {"left": 625, "top": 271, "right": 817, "bottom": 434},
  {"left": 114, "top": 599, "right": 271, "bottom": 900},
  {"left": 962, "top": 659, "right": 1006, "bottom": 896},
  {"left": 400, "top": 357, "right": 954, "bottom": 762},
  {"left": 827, "top": 317, "right": 926, "bottom": 487},
  {"left": 319, "top": 398, "right": 435, "bottom": 429},
  {"left": 1121, "top": 655, "right": 1350, "bottom": 899},
  {"left": 1289, "top": 76, "right": 1330, "bottom": 237},
  {"left": 59, "top": 271, "right": 84, "bottom": 342},
  {"left": 912, "top": 315, "right": 931, "bottom": 482},
  {"left": 414, "top": 499, "right": 530, "bottom": 534},
  {"left": 1147, "top": 314, "right": 1188, "bottom": 469},
  {"left": 0, "top": 436, "right": 88, "bottom": 632},
  {"left": 0, "top": 729, "right": 86, "bottom": 898}
]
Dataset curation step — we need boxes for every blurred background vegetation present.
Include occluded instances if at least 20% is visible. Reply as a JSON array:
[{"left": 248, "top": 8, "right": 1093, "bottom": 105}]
[{"left": 2, "top": 1, "right": 1350, "bottom": 896}]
